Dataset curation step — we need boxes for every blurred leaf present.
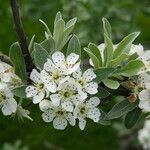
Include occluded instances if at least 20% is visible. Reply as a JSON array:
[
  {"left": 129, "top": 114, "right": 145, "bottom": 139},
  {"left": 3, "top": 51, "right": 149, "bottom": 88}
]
[
  {"left": 99, "top": 109, "right": 111, "bottom": 126},
  {"left": 107, "top": 99, "right": 138, "bottom": 120},
  {"left": 28, "top": 35, "right": 35, "bottom": 54},
  {"left": 96, "top": 87, "right": 110, "bottom": 99},
  {"left": 54, "top": 11, "right": 62, "bottom": 26},
  {"left": 34, "top": 43, "right": 49, "bottom": 70},
  {"left": 124, "top": 107, "right": 142, "bottom": 129},
  {"left": 9, "top": 42, "right": 27, "bottom": 83}
]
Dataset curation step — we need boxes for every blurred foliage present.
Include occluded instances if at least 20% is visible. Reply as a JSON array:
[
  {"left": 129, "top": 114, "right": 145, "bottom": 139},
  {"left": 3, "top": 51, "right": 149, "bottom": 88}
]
[{"left": 0, "top": 0, "right": 150, "bottom": 149}]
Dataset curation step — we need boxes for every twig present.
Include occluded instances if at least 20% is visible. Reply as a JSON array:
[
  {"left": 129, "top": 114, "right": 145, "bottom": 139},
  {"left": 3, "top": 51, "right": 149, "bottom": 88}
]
[
  {"left": 0, "top": 53, "right": 12, "bottom": 65},
  {"left": 10, "top": 0, "right": 34, "bottom": 74}
]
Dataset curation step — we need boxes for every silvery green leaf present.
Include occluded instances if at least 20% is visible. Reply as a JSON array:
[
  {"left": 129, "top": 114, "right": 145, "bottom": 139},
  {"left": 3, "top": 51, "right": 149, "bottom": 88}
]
[
  {"left": 34, "top": 43, "right": 49, "bottom": 70},
  {"left": 9, "top": 42, "right": 27, "bottom": 83},
  {"left": 28, "top": 35, "right": 35, "bottom": 54},
  {"left": 96, "top": 87, "right": 110, "bottom": 99},
  {"left": 103, "top": 79, "right": 120, "bottom": 89},
  {"left": 99, "top": 109, "right": 111, "bottom": 126},
  {"left": 12, "top": 86, "right": 27, "bottom": 98},
  {"left": 66, "top": 17, "right": 77, "bottom": 28},
  {"left": 54, "top": 11, "right": 62, "bottom": 26},
  {"left": 88, "top": 43, "right": 102, "bottom": 67},
  {"left": 67, "top": 35, "right": 81, "bottom": 58},
  {"left": 113, "top": 32, "right": 140, "bottom": 58}
]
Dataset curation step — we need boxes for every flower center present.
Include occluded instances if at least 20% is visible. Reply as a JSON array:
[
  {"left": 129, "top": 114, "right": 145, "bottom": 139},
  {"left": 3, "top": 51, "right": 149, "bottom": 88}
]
[
  {"left": 56, "top": 110, "right": 65, "bottom": 117},
  {"left": 63, "top": 91, "right": 71, "bottom": 98},
  {"left": 52, "top": 71, "right": 60, "bottom": 80},
  {"left": 78, "top": 79, "right": 85, "bottom": 87},
  {"left": 37, "top": 83, "right": 44, "bottom": 90},
  {"left": 0, "top": 92, "right": 6, "bottom": 102}
]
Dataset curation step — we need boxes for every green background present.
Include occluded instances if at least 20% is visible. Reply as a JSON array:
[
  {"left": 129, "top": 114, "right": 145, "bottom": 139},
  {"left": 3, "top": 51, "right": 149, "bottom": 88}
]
[{"left": 0, "top": 0, "right": 150, "bottom": 149}]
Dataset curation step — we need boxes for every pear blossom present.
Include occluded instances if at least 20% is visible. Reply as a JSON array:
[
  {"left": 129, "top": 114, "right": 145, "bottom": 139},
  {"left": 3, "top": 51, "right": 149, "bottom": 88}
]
[
  {"left": 50, "top": 79, "right": 87, "bottom": 112},
  {"left": 73, "top": 68, "right": 98, "bottom": 95},
  {"left": 138, "top": 73, "right": 150, "bottom": 111},
  {"left": 0, "top": 83, "right": 17, "bottom": 116},
  {"left": 42, "top": 101, "right": 75, "bottom": 130},
  {"left": 74, "top": 97, "right": 101, "bottom": 130},
  {"left": 51, "top": 51, "right": 80, "bottom": 75},
  {"left": 26, "top": 69, "right": 48, "bottom": 104},
  {"left": 138, "top": 120, "right": 150, "bottom": 150}
]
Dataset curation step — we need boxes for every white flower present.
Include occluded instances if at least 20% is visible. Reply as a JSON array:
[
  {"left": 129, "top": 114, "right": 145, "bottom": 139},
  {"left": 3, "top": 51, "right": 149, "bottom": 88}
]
[
  {"left": 129, "top": 44, "right": 144, "bottom": 56},
  {"left": 138, "top": 73, "right": 150, "bottom": 111},
  {"left": 26, "top": 69, "right": 48, "bottom": 104},
  {"left": 16, "top": 102, "right": 33, "bottom": 121},
  {"left": 0, "top": 62, "right": 15, "bottom": 83},
  {"left": 74, "top": 97, "right": 101, "bottom": 130},
  {"left": 139, "top": 51, "right": 150, "bottom": 72},
  {"left": 138, "top": 120, "right": 150, "bottom": 150},
  {"left": 40, "top": 58, "right": 68, "bottom": 93},
  {"left": 73, "top": 68, "right": 98, "bottom": 95},
  {"left": 0, "top": 83, "right": 17, "bottom": 116},
  {"left": 42, "top": 102, "right": 75, "bottom": 130},
  {"left": 50, "top": 80, "right": 87, "bottom": 112},
  {"left": 51, "top": 51, "right": 80, "bottom": 75},
  {"left": 39, "top": 99, "right": 51, "bottom": 112}
]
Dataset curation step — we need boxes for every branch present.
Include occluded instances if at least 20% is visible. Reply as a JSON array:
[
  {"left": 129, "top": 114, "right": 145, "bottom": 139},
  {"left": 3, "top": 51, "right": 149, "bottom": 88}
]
[
  {"left": 10, "top": 0, "right": 34, "bottom": 74},
  {"left": 0, "top": 53, "right": 12, "bottom": 65}
]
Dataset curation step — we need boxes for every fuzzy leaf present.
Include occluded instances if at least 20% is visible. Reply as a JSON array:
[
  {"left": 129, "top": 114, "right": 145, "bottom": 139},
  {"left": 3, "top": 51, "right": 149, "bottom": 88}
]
[
  {"left": 107, "top": 99, "right": 138, "bottom": 120},
  {"left": 9, "top": 42, "right": 27, "bottom": 83},
  {"left": 12, "top": 86, "right": 27, "bottom": 98},
  {"left": 113, "top": 32, "right": 140, "bottom": 58},
  {"left": 96, "top": 87, "right": 110, "bottom": 98},
  {"left": 124, "top": 107, "right": 142, "bottom": 129},
  {"left": 67, "top": 35, "right": 81, "bottom": 58},
  {"left": 94, "top": 68, "right": 115, "bottom": 83},
  {"left": 34, "top": 43, "right": 49, "bottom": 70},
  {"left": 103, "top": 79, "right": 120, "bottom": 89}
]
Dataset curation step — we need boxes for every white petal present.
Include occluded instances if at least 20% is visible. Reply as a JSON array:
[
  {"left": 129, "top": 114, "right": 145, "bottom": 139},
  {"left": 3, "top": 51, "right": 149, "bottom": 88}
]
[
  {"left": 72, "top": 68, "right": 82, "bottom": 79},
  {"left": 30, "top": 69, "right": 41, "bottom": 83},
  {"left": 42, "top": 109, "right": 55, "bottom": 122},
  {"left": 139, "top": 90, "right": 150, "bottom": 102},
  {"left": 84, "top": 82, "right": 98, "bottom": 94},
  {"left": 61, "top": 101, "right": 74, "bottom": 112},
  {"left": 2, "top": 73, "right": 12, "bottom": 82},
  {"left": 87, "top": 108, "right": 101, "bottom": 122},
  {"left": 86, "top": 97, "right": 100, "bottom": 108},
  {"left": 50, "top": 94, "right": 61, "bottom": 107},
  {"left": 52, "top": 51, "right": 65, "bottom": 65},
  {"left": 44, "top": 59, "right": 55, "bottom": 72},
  {"left": 83, "top": 69, "right": 96, "bottom": 82},
  {"left": 68, "top": 62, "right": 80, "bottom": 74},
  {"left": 40, "top": 70, "right": 52, "bottom": 83},
  {"left": 139, "top": 100, "right": 150, "bottom": 112},
  {"left": 67, "top": 53, "right": 79, "bottom": 65},
  {"left": 26, "top": 86, "right": 38, "bottom": 98},
  {"left": 1, "top": 98, "right": 17, "bottom": 116},
  {"left": 79, "top": 118, "right": 86, "bottom": 130},
  {"left": 53, "top": 117, "right": 67, "bottom": 130},
  {"left": 45, "top": 81, "right": 57, "bottom": 93},
  {"left": 39, "top": 99, "right": 52, "bottom": 111},
  {"left": 0, "top": 83, "right": 7, "bottom": 90},
  {"left": 66, "top": 113, "right": 76, "bottom": 126},
  {"left": 130, "top": 44, "right": 144, "bottom": 56},
  {"left": 138, "top": 73, "right": 150, "bottom": 88},
  {"left": 33, "top": 92, "right": 45, "bottom": 104}
]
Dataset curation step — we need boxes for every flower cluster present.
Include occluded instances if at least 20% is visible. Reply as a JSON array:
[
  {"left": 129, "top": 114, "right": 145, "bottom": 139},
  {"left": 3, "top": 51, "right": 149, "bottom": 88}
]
[
  {"left": 138, "top": 120, "right": 150, "bottom": 150},
  {"left": 0, "top": 61, "right": 20, "bottom": 116},
  {"left": 0, "top": 61, "right": 32, "bottom": 120},
  {"left": 26, "top": 51, "right": 101, "bottom": 130}
]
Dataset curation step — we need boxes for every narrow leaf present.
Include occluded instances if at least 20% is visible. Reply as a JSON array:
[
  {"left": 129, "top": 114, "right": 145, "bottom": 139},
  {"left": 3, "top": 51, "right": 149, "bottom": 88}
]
[{"left": 54, "top": 11, "right": 62, "bottom": 25}]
